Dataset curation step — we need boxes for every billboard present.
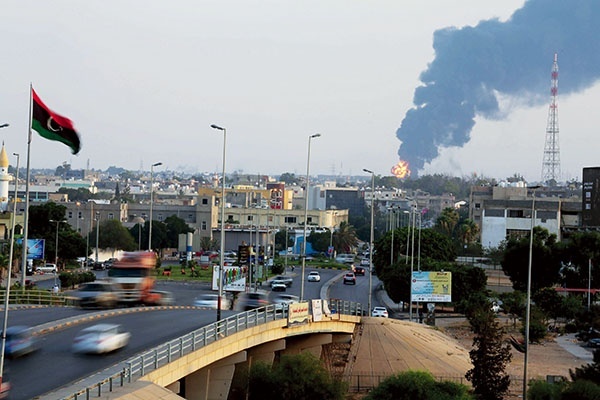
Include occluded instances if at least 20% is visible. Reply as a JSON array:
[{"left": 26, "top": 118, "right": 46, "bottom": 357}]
[
  {"left": 17, "top": 238, "right": 45, "bottom": 260},
  {"left": 582, "top": 167, "right": 600, "bottom": 227},
  {"left": 411, "top": 271, "right": 452, "bottom": 302},
  {"left": 212, "top": 265, "right": 247, "bottom": 292},
  {"left": 267, "top": 183, "right": 284, "bottom": 210},
  {"left": 287, "top": 302, "right": 310, "bottom": 327}
]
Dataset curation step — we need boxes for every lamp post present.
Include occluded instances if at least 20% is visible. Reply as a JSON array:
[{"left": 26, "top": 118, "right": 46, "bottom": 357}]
[
  {"left": 211, "top": 124, "right": 227, "bottom": 321},
  {"left": 300, "top": 133, "right": 320, "bottom": 302},
  {"left": 148, "top": 162, "right": 162, "bottom": 251},
  {"left": 95, "top": 212, "right": 100, "bottom": 266},
  {"left": 0, "top": 153, "right": 19, "bottom": 387},
  {"left": 133, "top": 215, "right": 145, "bottom": 251},
  {"left": 49, "top": 219, "right": 65, "bottom": 288},
  {"left": 363, "top": 169, "right": 375, "bottom": 316},
  {"left": 523, "top": 186, "right": 539, "bottom": 399}
]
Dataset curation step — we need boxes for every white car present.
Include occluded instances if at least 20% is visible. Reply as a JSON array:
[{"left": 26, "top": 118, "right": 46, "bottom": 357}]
[
  {"left": 372, "top": 307, "right": 389, "bottom": 318},
  {"left": 194, "top": 294, "right": 231, "bottom": 310},
  {"left": 37, "top": 263, "right": 57, "bottom": 273},
  {"left": 307, "top": 271, "right": 321, "bottom": 282},
  {"left": 72, "top": 324, "right": 131, "bottom": 354},
  {"left": 273, "top": 294, "right": 299, "bottom": 311}
]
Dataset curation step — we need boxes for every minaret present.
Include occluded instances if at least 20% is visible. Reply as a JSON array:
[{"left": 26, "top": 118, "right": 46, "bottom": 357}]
[
  {"left": 541, "top": 53, "right": 561, "bottom": 184},
  {"left": 0, "top": 143, "right": 11, "bottom": 211}
]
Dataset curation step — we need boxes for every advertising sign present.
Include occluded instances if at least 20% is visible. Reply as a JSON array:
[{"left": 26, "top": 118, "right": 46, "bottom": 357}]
[
  {"left": 411, "top": 271, "right": 452, "bottom": 302},
  {"left": 212, "top": 265, "right": 247, "bottom": 292},
  {"left": 287, "top": 302, "right": 310, "bottom": 327},
  {"left": 17, "top": 238, "right": 45, "bottom": 260},
  {"left": 583, "top": 167, "right": 600, "bottom": 227},
  {"left": 312, "top": 299, "right": 323, "bottom": 322}
]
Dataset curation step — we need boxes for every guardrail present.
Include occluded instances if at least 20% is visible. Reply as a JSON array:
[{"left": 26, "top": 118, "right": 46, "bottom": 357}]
[
  {"left": 0, "top": 290, "right": 75, "bottom": 307},
  {"left": 62, "top": 299, "right": 363, "bottom": 400}
]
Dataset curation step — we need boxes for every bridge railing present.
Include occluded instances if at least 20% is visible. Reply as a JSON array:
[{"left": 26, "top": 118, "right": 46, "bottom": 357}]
[
  {"left": 0, "top": 289, "right": 74, "bottom": 307},
  {"left": 63, "top": 300, "right": 363, "bottom": 400}
]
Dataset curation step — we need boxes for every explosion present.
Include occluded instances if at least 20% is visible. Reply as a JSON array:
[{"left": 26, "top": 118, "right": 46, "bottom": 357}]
[{"left": 391, "top": 160, "right": 410, "bottom": 179}]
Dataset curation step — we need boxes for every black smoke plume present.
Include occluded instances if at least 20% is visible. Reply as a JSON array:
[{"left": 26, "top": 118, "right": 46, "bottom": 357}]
[{"left": 396, "top": 0, "right": 600, "bottom": 175}]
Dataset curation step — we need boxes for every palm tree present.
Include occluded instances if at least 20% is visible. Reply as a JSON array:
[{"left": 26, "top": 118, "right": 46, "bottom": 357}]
[
  {"left": 333, "top": 221, "right": 358, "bottom": 253},
  {"left": 435, "top": 207, "right": 459, "bottom": 238},
  {"left": 459, "top": 219, "right": 479, "bottom": 245}
]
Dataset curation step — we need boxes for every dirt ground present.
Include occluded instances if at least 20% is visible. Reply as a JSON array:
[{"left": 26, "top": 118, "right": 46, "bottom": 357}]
[{"left": 441, "top": 318, "right": 590, "bottom": 396}]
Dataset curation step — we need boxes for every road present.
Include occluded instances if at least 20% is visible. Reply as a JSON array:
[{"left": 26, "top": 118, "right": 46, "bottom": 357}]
[{"left": 6, "top": 266, "right": 375, "bottom": 399}]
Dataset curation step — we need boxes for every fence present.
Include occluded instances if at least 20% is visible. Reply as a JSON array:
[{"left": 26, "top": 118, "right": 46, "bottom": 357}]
[
  {"left": 0, "top": 290, "right": 75, "bottom": 307},
  {"left": 61, "top": 299, "right": 363, "bottom": 400}
]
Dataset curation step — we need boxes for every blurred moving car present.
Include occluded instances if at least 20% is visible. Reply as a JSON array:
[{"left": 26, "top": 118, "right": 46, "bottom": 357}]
[
  {"left": 343, "top": 272, "right": 356, "bottom": 285},
  {"left": 237, "top": 292, "right": 269, "bottom": 311},
  {"left": 360, "top": 258, "right": 370, "bottom": 266},
  {"left": 147, "top": 290, "right": 175, "bottom": 306},
  {"left": 354, "top": 266, "right": 366, "bottom": 276},
  {"left": 3, "top": 326, "right": 38, "bottom": 358},
  {"left": 372, "top": 307, "right": 389, "bottom": 318},
  {"left": 307, "top": 271, "right": 321, "bottom": 282},
  {"left": 72, "top": 324, "right": 131, "bottom": 354},
  {"left": 194, "top": 294, "right": 231, "bottom": 310},
  {"left": 272, "top": 275, "right": 293, "bottom": 287},
  {"left": 273, "top": 294, "right": 299, "bottom": 312},
  {"left": 74, "top": 281, "right": 118, "bottom": 309},
  {"left": 589, "top": 338, "right": 600, "bottom": 348}
]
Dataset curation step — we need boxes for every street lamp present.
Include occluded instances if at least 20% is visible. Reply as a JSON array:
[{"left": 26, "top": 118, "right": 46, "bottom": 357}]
[
  {"left": 95, "top": 212, "right": 100, "bottom": 265},
  {"left": 211, "top": 124, "right": 227, "bottom": 321},
  {"left": 49, "top": 219, "right": 65, "bottom": 288},
  {"left": 0, "top": 152, "right": 19, "bottom": 388},
  {"left": 523, "top": 185, "right": 540, "bottom": 399},
  {"left": 300, "top": 133, "right": 320, "bottom": 301},
  {"left": 363, "top": 168, "right": 375, "bottom": 316},
  {"left": 148, "top": 162, "right": 162, "bottom": 251},
  {"left": 132, "top": 215, "right": 145, "bottom": 251}
]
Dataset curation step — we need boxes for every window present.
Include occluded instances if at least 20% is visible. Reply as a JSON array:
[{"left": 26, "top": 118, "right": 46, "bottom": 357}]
[
  {"left": 475, "top": 203, "right": 481, "bottom": 209},
  {"left": 78, "top": 211, "right": 82, "bottom": 219},
  {"left": 508, "top": 210, "right": 524, "bottom": 218},
  {"left": 68, "top": 211, "right": 73, "bottom": 218},
  {"left": 201, "top": 221, "right": 207, "bottom": 230},
  {"left": 285, "top": 216, "right": 297, "bottom": 224},
  {"left": 158, "top": 214, "right": 163, "bottom": 221},
  {"left": 202, "top": 198, "right": 208, "bottom": 205},
  {"left": 188, "top": 214, "right": 193, "bottom": 220},
  {"left": 248, "top": 215, "right": 254, "bottom": 221},
  {"left": 108, "top": 213, "right": 114, "bottom": 220}
]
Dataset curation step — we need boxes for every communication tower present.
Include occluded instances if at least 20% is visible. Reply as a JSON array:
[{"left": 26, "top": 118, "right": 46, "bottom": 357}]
[{"left": 541, "top": 53, "right": 561, "bottom": 184}]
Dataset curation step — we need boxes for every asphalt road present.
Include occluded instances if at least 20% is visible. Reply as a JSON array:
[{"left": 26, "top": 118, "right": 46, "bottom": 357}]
[{"left": 5, "top": 266, "right": 373, "bottom": 399}]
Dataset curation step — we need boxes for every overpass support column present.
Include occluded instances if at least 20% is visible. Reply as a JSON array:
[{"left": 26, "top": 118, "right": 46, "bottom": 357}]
[
  {"left": 186, "top": 351, "right": 246, "bottom": 400},
  {"left": 283, "top": 333, "right": 333, "bottom": 358}
]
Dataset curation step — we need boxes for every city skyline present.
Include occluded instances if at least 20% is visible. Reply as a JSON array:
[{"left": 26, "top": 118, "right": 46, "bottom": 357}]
[{"left": 2, "top": 1, "right": 600, "bottom": 183}]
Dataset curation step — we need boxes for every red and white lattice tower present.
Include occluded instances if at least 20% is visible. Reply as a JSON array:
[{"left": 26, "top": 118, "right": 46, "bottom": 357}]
[{"left": 541, "top": 53, "right": 561, "bottom": 184}]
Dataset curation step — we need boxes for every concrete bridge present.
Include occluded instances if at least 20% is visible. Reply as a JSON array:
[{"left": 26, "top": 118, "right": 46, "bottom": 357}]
[{"left": 44, "top": 301, "right": 364, "bottom": 400}]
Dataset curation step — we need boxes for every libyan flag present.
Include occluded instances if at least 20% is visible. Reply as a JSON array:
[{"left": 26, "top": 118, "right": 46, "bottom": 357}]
[{"left": 31, "top": 88, "right": 81, "bottom": 155}]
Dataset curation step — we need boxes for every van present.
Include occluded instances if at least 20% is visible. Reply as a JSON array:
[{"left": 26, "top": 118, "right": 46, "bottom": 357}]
[
  {"left": 335, "top": 254, "right": 355, "bottom": 264},
  {"left": 37, "top": 263, "right": 57, "bottom": 273}
]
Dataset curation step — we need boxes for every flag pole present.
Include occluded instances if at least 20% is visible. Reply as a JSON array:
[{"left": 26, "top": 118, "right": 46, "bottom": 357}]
[{"left": 20, "top": 84, "right": 33, "bottom": 289}]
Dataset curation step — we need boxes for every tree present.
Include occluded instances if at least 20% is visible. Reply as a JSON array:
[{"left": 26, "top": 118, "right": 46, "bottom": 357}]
[
  {"left": 307, "top": 231, "right": 331, "bottom": 254},
  {"left": 200, "top": 236, "right": 219, "bottom": 252},
  {"left": 501, "top": 227, "right": 561, "bottom": 292},
  {"left": 332, "top": 221, "right": 358, "bottom": 254},
  {"left": 278, "top": 172, "right": 301, "bottom": 185},
  {"left": 435, "top": 207, "right": 460, "bottom": 239},
  {"left": 93, "top": 219, "right": 136, "bottom": 254},
  {"left": 465, "top": 293, "right": 512, "bottom": 400},
  {"left": 275, "top": 229, "right": 294, "bottom": 252},
  {"left": 364, "top": 370, "right": 473, "bottom": 400},
  {"left": 248, "top": 352, "right": 346, "bottom": 400},
  {"left": 164, "top": 215, "right": 194, "bottom": 248}
]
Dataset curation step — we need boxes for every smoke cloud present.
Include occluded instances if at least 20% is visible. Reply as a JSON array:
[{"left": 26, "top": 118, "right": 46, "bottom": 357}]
[{"left": 396, "top": 0, "right": 600, "bottom": 175}]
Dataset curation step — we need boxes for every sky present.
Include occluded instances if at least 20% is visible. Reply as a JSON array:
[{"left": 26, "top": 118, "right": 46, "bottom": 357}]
[{"left": 2, "top": 0, "right": 599, "bottom": 183}]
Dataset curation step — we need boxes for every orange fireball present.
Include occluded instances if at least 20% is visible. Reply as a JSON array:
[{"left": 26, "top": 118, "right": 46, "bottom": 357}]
[{"left": 391, "top": 160, "right": 410, "bottom": 179}]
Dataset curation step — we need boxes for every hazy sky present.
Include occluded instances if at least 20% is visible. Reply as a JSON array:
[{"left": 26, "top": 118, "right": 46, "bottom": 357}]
[{"left": 3, "top": 0, "right": 597, "bottom": 182}]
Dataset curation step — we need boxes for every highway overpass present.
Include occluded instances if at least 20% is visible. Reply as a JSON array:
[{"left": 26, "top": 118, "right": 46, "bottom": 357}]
[{"left": 42, "top": 300, "right": 363, "bottom": 400}]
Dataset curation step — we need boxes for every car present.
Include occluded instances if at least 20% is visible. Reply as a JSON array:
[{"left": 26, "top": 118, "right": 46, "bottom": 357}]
[
  {"left": 372, "top": 307, "right": 389, "bottom": 318},
  {"left": 272, "top": 275, "right": 293, "bottom": 287},
  {"left": 37, "top": 263, "right": 57, "bottom": 273},
  {"left": 92, "top": 261, "right": 105, "bottom": 270},
  {"left": 360, "top": 258, "right": 370, "bottom": 267},
  {"left": 335, "top": 254, "right": 355, "bottom": 264},
  {"left": 343, "top": 272, "right": 356, "bottom": 285},
  {"left": 3, "top": 326, "right": 38, "bottom": 358},
  {"left": 103, "top": 258, "right": 118, "bottom": 268},
  {"left": 74, "top": 281, "right": 119, "bottom": 309},
  {"left": 148, "top": 290, "right": 175, "bottom": 306},
  {"left": 271, "top": 281, "right": 287, "bottom": 292},
  {"left": 72, "top": 324, "right": 131, "bottom": 354},
  {"left": 194, "top": 294, "right": 231, "bottom": 310},
  {"left": 307, "top": 271, "right": 321, "bottom": 282},
  {"left": 237, "top": 292, "right": 269, "bottom": 311},
  {"left": 354, "top": 266, "right": 366, "bottom": 276},
  {"left": 273, "top": 294, "right": 299, "bottom": 312},
  {"left": 589, "top": 338, "right": 600, "bottom": 348}
]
